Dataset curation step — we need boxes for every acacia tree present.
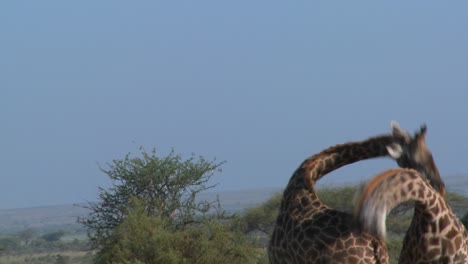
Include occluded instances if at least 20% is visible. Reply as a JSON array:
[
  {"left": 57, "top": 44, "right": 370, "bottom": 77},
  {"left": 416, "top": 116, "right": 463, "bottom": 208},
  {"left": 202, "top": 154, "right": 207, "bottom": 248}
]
[{"left": 77, "top": 147, "right": 225, "bottom": 247}]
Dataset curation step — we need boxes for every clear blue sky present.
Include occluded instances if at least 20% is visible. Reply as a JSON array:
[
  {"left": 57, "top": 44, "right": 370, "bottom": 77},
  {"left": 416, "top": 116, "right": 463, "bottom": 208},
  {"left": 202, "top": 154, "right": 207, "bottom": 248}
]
[{"left": 2, "top": 1, "right": 467, "bottom": 209}]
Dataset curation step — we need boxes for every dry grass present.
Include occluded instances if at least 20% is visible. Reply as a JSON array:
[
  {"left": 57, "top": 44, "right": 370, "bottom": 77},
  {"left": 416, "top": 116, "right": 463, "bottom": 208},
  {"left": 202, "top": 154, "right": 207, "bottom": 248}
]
[{"left": 0, "top": 250, "right": 94, "bottom": 264}]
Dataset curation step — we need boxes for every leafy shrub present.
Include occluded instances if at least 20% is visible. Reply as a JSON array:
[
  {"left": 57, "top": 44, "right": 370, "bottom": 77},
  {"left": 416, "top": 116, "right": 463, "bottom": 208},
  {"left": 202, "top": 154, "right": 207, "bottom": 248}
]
[
  {"left": 0, "top": 236, "right": 20, "bottom": 252},
  {"left": 95, "top": 199, "right": 259, "bottom": 264}
]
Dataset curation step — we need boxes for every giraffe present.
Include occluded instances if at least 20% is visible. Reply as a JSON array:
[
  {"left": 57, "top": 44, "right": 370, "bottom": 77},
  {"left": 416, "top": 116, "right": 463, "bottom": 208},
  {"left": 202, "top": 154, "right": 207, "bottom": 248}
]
[
  {"left": 355, "top": 168, "right": 468, "bottom": 263},
  {"left": 268, "top": 122, "right": 443, "bottom": 264}
]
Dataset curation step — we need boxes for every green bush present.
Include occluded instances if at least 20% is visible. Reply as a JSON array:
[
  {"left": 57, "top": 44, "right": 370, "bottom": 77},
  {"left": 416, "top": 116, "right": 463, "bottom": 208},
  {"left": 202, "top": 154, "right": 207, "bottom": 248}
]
[
  {"left": 233, "top": 192, "right": 282, "bottom": 235},
  {"left": 0, "top": 236, "right": 20, "bottom": 252},
  {"left": 95, "top": 199, "right": 259, "bottom": 264},
  {"left": 318, "top": 185, "right": 361, "bottom": 213},
  {"left": 386, "top": 237, "right": 403, "bottom": 264}
]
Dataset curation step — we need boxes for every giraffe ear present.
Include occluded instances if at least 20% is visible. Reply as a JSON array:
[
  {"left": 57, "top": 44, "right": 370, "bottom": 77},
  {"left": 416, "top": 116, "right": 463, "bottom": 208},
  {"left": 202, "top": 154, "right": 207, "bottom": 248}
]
[
  {"left": 390, "top": 121, "right": 411, "bottom": 143},
  {"left": 386, "top": 143, "right": 403, "bottom": 159}
]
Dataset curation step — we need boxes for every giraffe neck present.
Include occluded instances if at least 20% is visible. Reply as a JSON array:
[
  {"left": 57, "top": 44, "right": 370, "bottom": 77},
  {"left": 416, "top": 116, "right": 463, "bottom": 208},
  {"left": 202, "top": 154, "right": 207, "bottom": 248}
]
[
  {"left": 278, "top": 135, "right": 395, "bottom": 217},
  {"left": 397, "top": 174, "right": 466, "bottom": 263},
  {"left": 410, "top": 196, "right": 452, "bottom": 231},
  {"left": 410, "top": 170, "right": 448, "bottom": 228},
  {"left": 285, "top": 135, "right": 394, "bottom": 194},
  {"left": 356, "top": 168, "right": 449, "bottom": 239}
]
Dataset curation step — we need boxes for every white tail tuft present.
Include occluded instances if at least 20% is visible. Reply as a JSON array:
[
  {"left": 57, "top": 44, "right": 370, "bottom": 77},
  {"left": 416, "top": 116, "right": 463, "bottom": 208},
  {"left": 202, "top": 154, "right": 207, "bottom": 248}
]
[{"left": 359, "top": 198, "right": 388, "bottom": 239}]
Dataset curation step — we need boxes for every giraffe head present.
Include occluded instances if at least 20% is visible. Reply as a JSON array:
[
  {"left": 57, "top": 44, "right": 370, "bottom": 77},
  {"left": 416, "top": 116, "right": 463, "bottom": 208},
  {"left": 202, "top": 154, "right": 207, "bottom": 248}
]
[{"left": 386, "top": 121, "right": 446, "bottom": 197}]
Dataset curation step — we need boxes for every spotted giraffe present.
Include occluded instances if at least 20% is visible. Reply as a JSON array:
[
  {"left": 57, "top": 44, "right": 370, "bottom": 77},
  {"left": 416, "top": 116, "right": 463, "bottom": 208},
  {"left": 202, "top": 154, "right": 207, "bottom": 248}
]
[
  {"left": 268, "top": 122, "right": 443, "bottom": 264},
  {"left": 355, "top": 167, "right": 468, "bottom": 263}
]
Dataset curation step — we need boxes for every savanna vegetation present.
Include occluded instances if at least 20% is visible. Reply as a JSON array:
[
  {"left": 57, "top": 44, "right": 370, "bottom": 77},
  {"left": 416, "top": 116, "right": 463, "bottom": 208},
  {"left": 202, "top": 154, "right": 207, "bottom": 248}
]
[
  {"left": 2, "top": 147, "right": 468, "bottom": 264},
  {"left": 76, "top": 147, "right": 262, "bottom": 263},
  {"left": 0, "top": 227, "right": 92, "bottom": 264}
]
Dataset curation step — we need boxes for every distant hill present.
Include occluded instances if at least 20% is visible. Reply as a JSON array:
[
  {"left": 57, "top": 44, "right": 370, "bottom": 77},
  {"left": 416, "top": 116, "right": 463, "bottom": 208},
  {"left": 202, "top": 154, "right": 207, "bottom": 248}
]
[
  {"left": 0, "top": 187, "right": 281, "bottom": 236},
  {"left": 0, "top": 204, "right": 90, "bottom": 235},
  {"left": 0, "top": 174, "right": 466, "bottom": 236},
  {"left": 443, "top": 174, "right": 468, "bottom": 197}
]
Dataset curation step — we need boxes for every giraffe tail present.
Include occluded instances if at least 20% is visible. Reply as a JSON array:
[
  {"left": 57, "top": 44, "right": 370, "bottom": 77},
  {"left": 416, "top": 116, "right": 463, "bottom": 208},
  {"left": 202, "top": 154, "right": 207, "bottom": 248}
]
[{"left": 354, "top": 168, "right": 432, "bottom": 239}]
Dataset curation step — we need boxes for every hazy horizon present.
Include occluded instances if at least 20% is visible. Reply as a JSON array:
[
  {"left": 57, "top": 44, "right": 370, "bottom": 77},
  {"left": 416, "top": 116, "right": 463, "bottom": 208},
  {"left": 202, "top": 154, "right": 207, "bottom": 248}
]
[
  {"left": 3, "top": 1, "right": 468, "bottom": 209},
  {"left": 2, "top": 172, "right": 468, "bottom": 211}
]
